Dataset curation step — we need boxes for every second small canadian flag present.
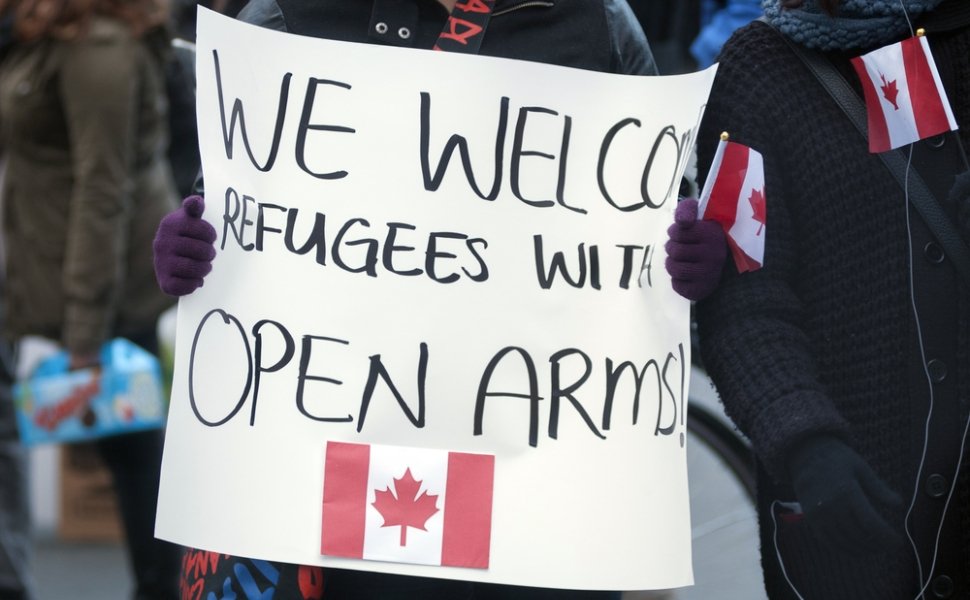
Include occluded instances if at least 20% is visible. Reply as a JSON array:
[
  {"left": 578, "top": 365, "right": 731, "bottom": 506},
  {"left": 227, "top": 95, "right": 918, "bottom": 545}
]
[
  {"left": 698, "top": 137, "right": 766, "bottom": 273},
  {"left": 850, "top": 34, "right": 957, "bottom": 153},
  {"left": 321, "top": 441, "right": 495, "bottom": 569}
]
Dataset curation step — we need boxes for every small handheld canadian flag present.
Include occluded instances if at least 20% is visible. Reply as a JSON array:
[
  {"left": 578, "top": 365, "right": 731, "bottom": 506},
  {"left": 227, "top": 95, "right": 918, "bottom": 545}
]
[
  {"left": 321, "top": 441, "right": 495, "bottom": 569},
  {"left": 697, "top": 134, "right": 766, "bottom": 273},
  {"left": 850, "top": 32, "right": 958, "bottom": 153}
]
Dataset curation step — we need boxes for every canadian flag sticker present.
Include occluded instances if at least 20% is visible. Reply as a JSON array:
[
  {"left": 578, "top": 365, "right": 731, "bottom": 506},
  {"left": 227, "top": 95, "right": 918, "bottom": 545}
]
[{"left": 321, "top": 441, "right": 495, "bottom": 569}]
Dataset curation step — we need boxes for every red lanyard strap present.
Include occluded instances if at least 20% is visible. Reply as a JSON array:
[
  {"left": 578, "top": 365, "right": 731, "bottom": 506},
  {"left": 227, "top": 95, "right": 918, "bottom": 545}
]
[{"left": 433, "top": 0, "right": 494, "bottom": 54}]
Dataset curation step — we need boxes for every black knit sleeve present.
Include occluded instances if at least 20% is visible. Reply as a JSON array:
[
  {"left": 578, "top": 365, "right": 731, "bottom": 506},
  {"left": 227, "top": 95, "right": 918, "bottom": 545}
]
[{"left": 694, "top": 22, "right": 851, "bottom": 482}]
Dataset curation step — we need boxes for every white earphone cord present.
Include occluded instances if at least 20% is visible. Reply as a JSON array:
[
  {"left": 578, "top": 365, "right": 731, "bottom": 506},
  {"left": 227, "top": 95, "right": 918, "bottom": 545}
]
[{"left": 775, "top": 109, "right": 968, "bottom": 600}]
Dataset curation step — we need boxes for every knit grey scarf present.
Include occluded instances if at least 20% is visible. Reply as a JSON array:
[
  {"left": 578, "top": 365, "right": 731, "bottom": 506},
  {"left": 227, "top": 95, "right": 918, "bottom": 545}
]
[{"left": 762, "top": 0, "right": 947, "bottom": 50}]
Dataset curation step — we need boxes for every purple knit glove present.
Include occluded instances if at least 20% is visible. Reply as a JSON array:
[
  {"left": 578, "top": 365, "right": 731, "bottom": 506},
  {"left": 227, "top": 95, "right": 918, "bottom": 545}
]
[
  {"left": 153, "top": 195, "right": 217, "bottom": 296},
  {"left": 664, "top": 198, "right": 727, "bottom": 301}
]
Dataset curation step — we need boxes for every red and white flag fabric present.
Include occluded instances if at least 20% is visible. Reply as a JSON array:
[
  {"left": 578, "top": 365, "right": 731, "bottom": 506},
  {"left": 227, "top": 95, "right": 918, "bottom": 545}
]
[
  {"left": 850, "top": 35, "right": 957, "bottom": 153},
  {"left": 697, "top": 139, "right": 766, "bottom": 273},
  {"left": 321, "top": 441, "right": 495, "bottom": 569}
]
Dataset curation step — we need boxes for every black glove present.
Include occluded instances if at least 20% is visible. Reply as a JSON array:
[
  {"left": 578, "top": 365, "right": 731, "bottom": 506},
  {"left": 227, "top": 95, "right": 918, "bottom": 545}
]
[{"left": 786, "top": 436, "right": 904, "bottom": 555}]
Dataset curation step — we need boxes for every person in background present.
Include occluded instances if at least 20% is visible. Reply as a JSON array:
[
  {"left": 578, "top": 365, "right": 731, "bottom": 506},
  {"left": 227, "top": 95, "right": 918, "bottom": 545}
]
[
  {"left": 628, "top": 0, "right": 702, "bottom": 74},
  {"left": 627, "top": 0, "right": 761, "bottom": 75},
  {"left": 0, "top": 275, "right": 34, "bottom": 600},
  {"left": 0, "top": 105, "right": 35, "bottom": 600},
  {"left": 0, "top": 17, "right": 34, "bottom": 600},
  {"left": 0, "top": 0, "right": 183, "bottom": 598},
  {"left": 0, "top": 340, "right": 32, "bottom": 600},
  {"left": 689, "top": 0, "right": 762, "bottom": 68},
  {"left": 666, "top": 0, "right": 970, "bottom": 597},
  {"left": 153, "top": 0, "right": 660, "bottom": 598},
  {"left": 172, "top": 0, "right": 247, "bottom": 41}
]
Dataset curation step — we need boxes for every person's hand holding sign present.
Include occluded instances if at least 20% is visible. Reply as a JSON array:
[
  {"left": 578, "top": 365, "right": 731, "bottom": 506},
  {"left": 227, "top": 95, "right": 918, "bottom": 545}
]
[
  {"left": 664, "top": 197, "right": 726, "bottom": 302},
  {"left": 153, "top": 195, "right": 217, "bottom": 296}
]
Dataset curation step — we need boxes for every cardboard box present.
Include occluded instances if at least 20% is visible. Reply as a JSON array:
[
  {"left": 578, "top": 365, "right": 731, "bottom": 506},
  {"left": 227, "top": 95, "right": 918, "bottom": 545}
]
[
  {"left": 59, "top": 443, "right": 123, "bottom": 542},
  {"left": 14, "top": 338, "right": 165, "bottom": 445}
]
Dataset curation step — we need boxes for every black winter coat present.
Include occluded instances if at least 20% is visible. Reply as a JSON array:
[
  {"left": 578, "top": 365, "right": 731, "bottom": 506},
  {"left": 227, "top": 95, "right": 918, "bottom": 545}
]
[
  {"left": 237, "top": 0, "right": 658, "bottom": 76},
  {"left": 696, "top": 13, "right": 970, "bottom": 600}
]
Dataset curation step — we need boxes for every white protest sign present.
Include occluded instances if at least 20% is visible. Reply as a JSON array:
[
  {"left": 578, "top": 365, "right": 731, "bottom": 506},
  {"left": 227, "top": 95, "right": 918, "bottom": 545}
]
[{"left": 156, "top": 8, "right": 716, "bottom": 591}]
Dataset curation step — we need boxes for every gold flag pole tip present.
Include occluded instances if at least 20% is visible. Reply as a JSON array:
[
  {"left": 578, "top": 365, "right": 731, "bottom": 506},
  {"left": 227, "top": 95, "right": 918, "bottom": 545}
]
[
  {"left": 916, "top": 28, "right": 926, "bottom": 37},
  {"left": 720, "top": 131, "right": 730, "bottom": 141}
]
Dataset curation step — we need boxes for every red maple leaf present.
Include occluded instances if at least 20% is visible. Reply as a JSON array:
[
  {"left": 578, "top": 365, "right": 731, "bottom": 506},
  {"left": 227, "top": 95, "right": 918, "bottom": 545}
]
[
  {"left": 372, "top": 468, "right": 440, "bottom": 546},
  {"left": 748, "top": 188, "right": 766, "bottom": 236},
  {"left": 880, "top": 73, "right": 900, "bottom": 110}
]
